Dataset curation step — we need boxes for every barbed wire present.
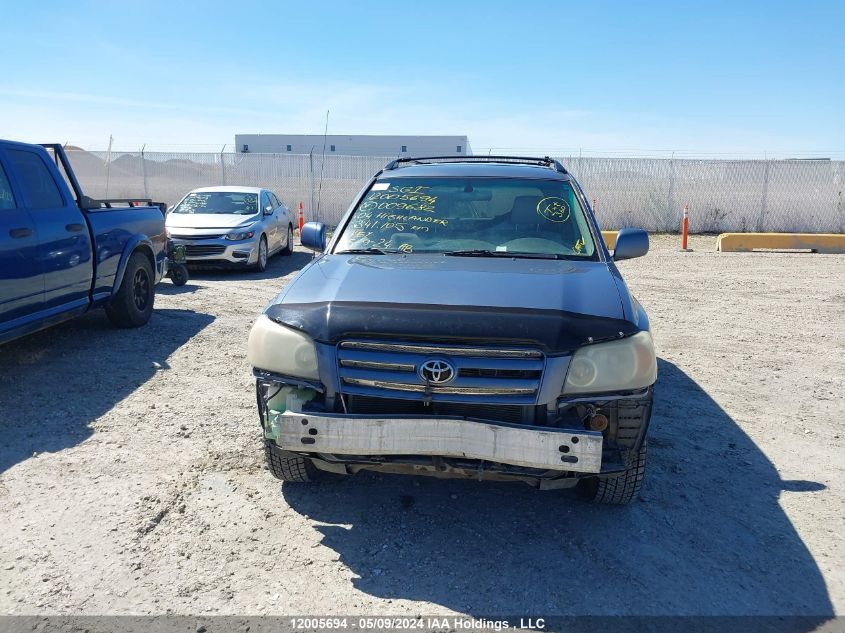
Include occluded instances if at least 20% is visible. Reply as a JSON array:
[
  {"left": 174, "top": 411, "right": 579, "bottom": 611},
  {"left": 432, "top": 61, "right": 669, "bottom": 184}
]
[{"left": 64, "top": 141, "right": 845, "bottom": 160}]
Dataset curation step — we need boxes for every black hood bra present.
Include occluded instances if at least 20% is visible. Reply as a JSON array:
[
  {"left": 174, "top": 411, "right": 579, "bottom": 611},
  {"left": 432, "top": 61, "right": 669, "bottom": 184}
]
[{"left": 266, "top": 301, "right": 639, "bottom": 355}]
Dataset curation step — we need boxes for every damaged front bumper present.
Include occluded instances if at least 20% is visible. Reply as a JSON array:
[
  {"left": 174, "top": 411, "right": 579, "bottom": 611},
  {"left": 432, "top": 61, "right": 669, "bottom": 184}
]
[{"left": 264, "top": 410, "right": 604, "bottom": 473}]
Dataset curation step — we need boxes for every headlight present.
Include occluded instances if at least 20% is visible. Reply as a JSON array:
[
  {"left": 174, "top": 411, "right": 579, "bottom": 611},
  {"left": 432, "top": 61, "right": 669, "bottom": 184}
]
[
  {"left": 247, "top": 315, "right": 319, "bottom": 380},
  {"left": 225, "top": 229, "right": 256, "bottom": 241},
  {"left": 562, "top": 331, "right": 656, "bottom": 394}
]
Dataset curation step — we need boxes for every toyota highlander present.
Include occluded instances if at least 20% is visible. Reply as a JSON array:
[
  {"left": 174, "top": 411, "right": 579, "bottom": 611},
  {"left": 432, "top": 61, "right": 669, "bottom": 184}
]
[{"left": 247, "top": 156, "right": 656, "bottom": 504}]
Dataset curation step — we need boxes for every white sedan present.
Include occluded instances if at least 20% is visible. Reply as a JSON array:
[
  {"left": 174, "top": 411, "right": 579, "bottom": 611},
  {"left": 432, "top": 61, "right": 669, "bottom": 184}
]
[{"left": 166, "top": 186, "right": 293, "bottom": 272}]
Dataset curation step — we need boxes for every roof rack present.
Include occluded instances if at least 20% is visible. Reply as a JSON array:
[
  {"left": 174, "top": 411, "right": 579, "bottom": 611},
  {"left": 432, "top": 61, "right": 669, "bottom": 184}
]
[{"left": 383, "top": 155, "right": 567, "bottom": 174}]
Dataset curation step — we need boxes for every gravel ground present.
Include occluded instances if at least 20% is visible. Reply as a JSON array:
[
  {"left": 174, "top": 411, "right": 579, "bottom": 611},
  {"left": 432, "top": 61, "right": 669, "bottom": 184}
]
[{"left": 1, "top": 235, "right": 843, "bottom": 618}]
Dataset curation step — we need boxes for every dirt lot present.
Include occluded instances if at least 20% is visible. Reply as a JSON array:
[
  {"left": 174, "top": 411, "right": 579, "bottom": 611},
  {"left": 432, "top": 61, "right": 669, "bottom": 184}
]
[{"left": 1, "top": 235, "right": 843, "bottom": 617}]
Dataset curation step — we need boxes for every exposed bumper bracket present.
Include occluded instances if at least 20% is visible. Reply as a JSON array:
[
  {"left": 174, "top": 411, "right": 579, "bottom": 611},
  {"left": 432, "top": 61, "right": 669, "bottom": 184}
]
[{"left": 267, "top": 411, "right": 603, "bottom": 473}]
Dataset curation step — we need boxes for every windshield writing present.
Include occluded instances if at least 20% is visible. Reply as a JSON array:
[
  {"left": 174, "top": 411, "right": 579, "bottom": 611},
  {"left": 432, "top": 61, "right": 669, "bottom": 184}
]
[
  {"left": 334, "top": 178, "right": 596, "bottom": 257},
  {"left": 171, "top": 192, "right": 258, "bottom": 215}
]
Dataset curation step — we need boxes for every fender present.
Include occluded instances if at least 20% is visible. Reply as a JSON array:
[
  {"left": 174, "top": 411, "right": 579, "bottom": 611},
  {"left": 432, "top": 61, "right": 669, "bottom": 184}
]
[
  {"left": 111, "top": 235, "right": 156, "bottom": 296},
  {"left": 633, "top": 297, "right": 650, "bottom": 332}
]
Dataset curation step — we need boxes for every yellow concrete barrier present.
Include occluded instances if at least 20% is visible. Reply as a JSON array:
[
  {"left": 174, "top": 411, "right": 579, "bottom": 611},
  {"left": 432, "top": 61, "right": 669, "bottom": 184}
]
[
  {"left": 601, "top": 231, "right": 618, "bottom": 250},
  {"left": 716, "top": 233, "right": 845, "bottom": 254}
]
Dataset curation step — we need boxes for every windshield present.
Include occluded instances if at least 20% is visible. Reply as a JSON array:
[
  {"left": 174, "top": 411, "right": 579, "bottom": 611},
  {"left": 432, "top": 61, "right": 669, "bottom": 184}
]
[
  {"left": 171, "top": 191, "right": 259, "bottom": 215},
  {"left": 333, "top": 177, "right": 597, "bottom": 258}
]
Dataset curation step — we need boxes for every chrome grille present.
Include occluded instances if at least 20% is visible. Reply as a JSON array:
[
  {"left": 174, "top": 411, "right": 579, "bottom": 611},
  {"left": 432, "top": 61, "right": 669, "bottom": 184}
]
[
  {"left": 339, "top": 359, "right": 416, "bottom": 372},
  {"left": 339, "top": 340, "right": 542, "bottom": 359},
  {"left": 337, "top": 339, "right": 545, "bottom": 404},
  {"left": 342, "top": 378, "right": 535, "bottom": 396},
  {"left": 459, "top": 367, "right": 541, "bottom": 379}
]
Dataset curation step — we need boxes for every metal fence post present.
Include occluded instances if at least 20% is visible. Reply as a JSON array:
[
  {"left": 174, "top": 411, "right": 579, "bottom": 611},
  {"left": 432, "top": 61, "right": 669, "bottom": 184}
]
[
  {"left": 309, "top": 149, "right": 316, "bottom": 222},
  {"left": 105, "top": 135, "right": 113, "bottom": 198},
  {"left": 758, "top": 160, "right": 770, "bottom": 232},
  {"left": 220, "top": 148, "right": 226, "bottom": 185},
  {"left": 667, "top": 157, "right": 676, "bottom": 230},
  {"left": 140, "top": 148, "right": 148, "bottom": 198}
]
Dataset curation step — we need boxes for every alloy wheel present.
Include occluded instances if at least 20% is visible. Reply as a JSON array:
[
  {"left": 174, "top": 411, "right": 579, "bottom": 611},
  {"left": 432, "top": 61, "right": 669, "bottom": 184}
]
[{"left": 132, "top": 268, "right": 150, "bottom": 310}]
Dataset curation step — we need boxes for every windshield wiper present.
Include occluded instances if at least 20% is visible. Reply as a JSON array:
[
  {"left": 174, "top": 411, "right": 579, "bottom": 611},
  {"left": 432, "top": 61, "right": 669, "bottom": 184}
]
[
  {"left": 444, "top": 249, "right": 560, "bottom": 260},
  {"left": 335, "top": 248, "right": 401, "bottom": 255}
]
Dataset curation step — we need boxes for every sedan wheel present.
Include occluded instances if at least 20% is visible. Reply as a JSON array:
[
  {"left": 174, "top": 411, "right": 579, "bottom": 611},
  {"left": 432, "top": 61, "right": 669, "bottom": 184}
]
[
  {"left": 281, "top": 224, "right": 294, "bottom": 256},
  {"left": 254, "top": 236, "right": 269, "bottom": 272}
]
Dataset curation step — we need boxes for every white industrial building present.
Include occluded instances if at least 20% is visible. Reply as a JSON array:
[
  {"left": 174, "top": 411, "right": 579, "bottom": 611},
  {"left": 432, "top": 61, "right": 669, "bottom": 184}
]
[{"left": 234, "top": 134, "right": 471, "bottom": 157}]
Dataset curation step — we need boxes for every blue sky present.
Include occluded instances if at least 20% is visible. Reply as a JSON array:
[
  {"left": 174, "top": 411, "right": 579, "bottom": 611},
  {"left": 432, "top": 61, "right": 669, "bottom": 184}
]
[{"left": 1, "top": 0, "right": 843, "bottom": 157}]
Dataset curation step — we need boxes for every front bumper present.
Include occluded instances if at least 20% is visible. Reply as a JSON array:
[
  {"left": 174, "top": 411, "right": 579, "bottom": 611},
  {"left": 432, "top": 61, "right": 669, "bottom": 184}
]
[
  {"left": 170, "top": 235, "right": 258, "bottom": 265},
  {"left": 265, "top": 410, "right": 604, "bottom": 473}
]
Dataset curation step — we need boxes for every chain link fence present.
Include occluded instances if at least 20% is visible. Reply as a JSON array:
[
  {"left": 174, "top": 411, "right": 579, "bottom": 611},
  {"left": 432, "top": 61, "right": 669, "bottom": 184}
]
[{"left": 66, "top": 150, "right": 845, "bottom": 233}]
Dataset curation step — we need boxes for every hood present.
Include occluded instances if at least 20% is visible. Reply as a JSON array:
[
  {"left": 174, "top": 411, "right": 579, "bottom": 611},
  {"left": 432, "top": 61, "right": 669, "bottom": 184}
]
[
  {"left": 165, "top": 212, "right": 259, "bottom": 229},
  {"left": 280, "top": 254, "right": 625, "bottom": 317},
  {"left": 265, "top": 254, "right": 637, "bottom": 353}
]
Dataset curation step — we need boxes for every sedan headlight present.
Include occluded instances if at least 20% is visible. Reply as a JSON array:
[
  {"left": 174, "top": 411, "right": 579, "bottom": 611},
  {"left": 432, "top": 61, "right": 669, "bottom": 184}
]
[
  {"left": 247, "top": 315, "right": 319, "bottom": 380},
  {"left": 562, "top": 331, "right": 656, "bottom": 394},
  {"left": 225, "top": 228, "right": 256, "bottom": 241}
]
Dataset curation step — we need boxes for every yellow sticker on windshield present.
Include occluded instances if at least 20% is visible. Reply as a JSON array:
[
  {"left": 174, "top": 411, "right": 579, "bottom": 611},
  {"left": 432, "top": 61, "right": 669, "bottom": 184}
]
[{"left": 536, "top": 197, "right": 571, "bottom": 223}]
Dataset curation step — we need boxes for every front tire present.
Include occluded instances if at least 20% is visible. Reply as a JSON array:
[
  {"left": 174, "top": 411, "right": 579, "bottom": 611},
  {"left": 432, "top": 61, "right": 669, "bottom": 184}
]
[
  {"left": 264, "top": 440, "right": 321, "bottom": 482},
  {"left": 281, "top": 224, "right": 294, "bottom": 256},
  {"left": 253, "top": 235, "right": 269, "bottom": 272},
  {"left": 578, "top": 440, "right": 647, "bottom": 505},
  {"left": 106, "top": 252, "right": 155, "bottom": 328}
]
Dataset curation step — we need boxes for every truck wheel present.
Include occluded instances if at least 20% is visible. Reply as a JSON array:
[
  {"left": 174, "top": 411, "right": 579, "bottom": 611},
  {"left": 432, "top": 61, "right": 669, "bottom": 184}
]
[
  {"left": 281, "top": 224, "right": 294, "bottom": 256},
  {"left": 578, "top": 441, "right": 647, "bottom": 505},
  {"left": 106, "top": 252, "right": 155, "bottom": 328},
  {"left": 253, "top": 235, "right": 269, "bottom": 272},
  {"left": 264, "top": 440, "right": 321, "bottom": 482}
]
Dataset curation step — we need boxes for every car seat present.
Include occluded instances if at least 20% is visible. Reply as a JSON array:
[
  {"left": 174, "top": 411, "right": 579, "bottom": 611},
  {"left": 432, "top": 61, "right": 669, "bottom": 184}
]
[
  {"left": 509, "top": 196, "right": 544, "bottom": 229},
  {"left": 509, "top": 194, "right": 578, "bottom": 248}
]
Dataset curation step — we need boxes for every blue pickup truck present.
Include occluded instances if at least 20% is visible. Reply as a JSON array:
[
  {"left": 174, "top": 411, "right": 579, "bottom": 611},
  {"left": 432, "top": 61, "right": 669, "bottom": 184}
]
[
  {"left": 248, "top": 156, "right": 657, "bottom": 504},
  {"left": 0, "top": 140, "right": 167, "bottom": 344}
]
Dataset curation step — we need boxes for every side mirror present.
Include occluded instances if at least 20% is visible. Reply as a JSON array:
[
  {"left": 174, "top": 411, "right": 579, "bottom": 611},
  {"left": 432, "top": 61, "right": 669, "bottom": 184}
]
[
  {"left": 301, "top": 221, "right": 327, "bottom": 252},
  {"left": 612, "top": 228, "right": 649, "bottom": 261},
  {"left": 264, "top": 205, "right": 274, "bottom": 216}
]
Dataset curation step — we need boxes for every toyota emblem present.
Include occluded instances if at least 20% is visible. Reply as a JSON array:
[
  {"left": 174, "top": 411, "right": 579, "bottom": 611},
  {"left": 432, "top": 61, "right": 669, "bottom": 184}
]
[{"left": 419, "top": 359, "right": 456, "bottom": 384}]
